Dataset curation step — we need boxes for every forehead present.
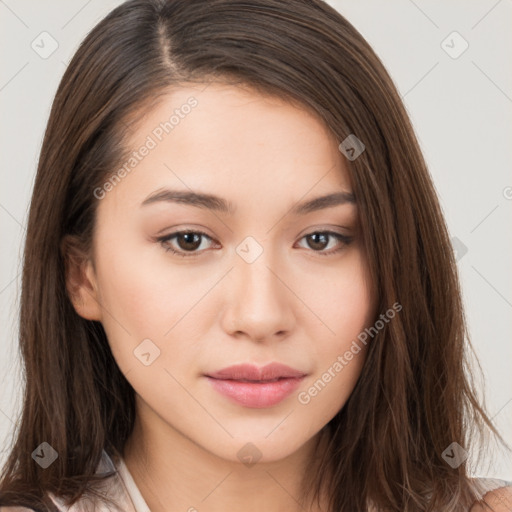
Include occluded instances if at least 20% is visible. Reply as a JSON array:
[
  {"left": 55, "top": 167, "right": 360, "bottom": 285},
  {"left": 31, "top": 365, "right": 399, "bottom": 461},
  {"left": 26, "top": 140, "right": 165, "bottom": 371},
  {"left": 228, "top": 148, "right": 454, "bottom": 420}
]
[{"left": 102, "top": 82, "right": 353, "bottom": 213}]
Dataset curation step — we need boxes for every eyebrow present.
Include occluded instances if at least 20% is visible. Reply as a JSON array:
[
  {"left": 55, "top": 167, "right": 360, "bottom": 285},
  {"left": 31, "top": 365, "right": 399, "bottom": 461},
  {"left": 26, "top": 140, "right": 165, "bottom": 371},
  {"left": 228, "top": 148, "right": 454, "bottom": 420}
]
[{"left": 140, "top": 188, "right": 356, "bottom": 215}]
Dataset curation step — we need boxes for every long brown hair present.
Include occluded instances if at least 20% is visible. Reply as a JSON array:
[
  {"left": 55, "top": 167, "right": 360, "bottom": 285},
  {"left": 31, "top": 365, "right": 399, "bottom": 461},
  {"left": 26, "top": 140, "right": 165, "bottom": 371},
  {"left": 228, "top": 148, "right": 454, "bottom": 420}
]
[{"left": 0, "top": 0, "right": 508, "bottom": 510}]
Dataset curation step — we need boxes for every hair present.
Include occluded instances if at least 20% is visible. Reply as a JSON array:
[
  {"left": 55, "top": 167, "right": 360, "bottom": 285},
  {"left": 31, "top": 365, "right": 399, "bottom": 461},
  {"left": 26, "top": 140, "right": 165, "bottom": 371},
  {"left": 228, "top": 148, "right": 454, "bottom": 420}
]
[{"left": 0, "top": 0, "right": 509, "bottom": 510}]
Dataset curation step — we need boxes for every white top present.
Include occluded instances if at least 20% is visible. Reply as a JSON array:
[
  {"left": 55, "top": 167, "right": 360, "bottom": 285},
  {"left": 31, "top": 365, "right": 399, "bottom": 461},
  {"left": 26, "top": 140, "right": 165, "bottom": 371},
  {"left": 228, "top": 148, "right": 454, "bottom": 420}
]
[
  {"left": 46, "top": 449, "right": 151, "bottom": 512},
  {"left": 115, "top": 456, "right": 151, "bottom": 512},
  {"left": 1, "top": 449, "right": 511, "bottom": 511}
]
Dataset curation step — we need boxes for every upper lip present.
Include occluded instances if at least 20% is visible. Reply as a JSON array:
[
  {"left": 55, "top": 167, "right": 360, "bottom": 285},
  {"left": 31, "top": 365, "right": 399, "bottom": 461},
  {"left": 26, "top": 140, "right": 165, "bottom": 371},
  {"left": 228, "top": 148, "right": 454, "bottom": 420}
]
[{"left": 206, "top": 363, "right": 307, "bottom": 381}]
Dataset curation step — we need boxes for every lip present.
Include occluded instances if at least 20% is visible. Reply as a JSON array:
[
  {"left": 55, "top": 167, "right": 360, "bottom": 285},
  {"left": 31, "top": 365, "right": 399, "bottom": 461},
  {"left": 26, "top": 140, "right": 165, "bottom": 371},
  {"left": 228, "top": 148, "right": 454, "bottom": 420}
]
[
  {"left": 205, "top": 363, "right": 307, "bottom": 408},
  {"left": 207, "top": 363, "right": 306, "bottom": 381}
]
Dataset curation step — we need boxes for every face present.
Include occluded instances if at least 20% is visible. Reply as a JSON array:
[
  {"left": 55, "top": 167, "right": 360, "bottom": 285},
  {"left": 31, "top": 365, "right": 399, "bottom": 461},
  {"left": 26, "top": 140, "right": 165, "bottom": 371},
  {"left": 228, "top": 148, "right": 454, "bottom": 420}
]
[{"left": 72, "top": 82, "right": 377, "bottom": 464}]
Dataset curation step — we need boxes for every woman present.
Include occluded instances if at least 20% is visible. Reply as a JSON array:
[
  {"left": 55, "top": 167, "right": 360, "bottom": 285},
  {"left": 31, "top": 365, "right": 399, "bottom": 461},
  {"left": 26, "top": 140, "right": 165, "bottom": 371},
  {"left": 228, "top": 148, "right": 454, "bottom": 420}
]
[{"left": 0, "top": 0, "right": 510, "bottom": 510}]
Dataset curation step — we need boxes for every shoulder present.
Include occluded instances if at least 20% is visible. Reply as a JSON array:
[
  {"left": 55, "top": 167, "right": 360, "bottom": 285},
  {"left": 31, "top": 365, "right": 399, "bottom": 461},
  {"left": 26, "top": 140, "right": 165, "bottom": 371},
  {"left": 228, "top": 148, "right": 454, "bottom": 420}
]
[{"left": 470, "top": 480, "right": 512, "bottom": 511}]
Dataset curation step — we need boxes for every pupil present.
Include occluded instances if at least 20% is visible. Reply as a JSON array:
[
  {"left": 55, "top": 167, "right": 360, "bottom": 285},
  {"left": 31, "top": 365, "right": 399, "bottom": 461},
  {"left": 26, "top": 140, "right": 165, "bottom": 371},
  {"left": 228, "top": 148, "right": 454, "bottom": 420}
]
[
  {"left": 309, "top": 233, "right": 327, "bottom": 250},
  {"left": 180, "top": 233, "right": 200, "bottom": 250}
]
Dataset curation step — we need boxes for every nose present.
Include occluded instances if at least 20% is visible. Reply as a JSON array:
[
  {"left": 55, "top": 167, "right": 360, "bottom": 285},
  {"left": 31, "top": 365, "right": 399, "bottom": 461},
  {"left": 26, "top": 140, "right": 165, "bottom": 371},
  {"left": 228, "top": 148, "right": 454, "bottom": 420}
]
[{"left": 220, "top": 249, "right": 296, "bottom": 343}]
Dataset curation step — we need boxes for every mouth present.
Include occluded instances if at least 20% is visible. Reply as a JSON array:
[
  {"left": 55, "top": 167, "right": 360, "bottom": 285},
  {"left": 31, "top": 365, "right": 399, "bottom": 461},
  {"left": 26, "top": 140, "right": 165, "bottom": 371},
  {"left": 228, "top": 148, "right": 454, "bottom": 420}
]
[
  {"left": 204, "top": 363, "right": 307, "bottom": 408},
  {"left": 218, "top": 377, "right": 287, "bottom": 383},
  {"left": 205, "top": 362, "right": 307, "bottom": 381}
]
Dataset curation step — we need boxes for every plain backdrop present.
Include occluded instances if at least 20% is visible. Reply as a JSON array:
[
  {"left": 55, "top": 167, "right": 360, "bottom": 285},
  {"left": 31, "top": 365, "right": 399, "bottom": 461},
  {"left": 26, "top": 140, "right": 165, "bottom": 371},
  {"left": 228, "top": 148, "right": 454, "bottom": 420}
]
[{"left": 1, "top": 0, "right": 511, "bottom": 480}]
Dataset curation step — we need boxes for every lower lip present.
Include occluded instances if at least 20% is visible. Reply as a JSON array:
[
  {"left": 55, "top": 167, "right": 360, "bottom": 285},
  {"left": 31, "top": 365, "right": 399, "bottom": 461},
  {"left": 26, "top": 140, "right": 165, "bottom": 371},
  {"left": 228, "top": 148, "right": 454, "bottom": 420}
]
[{"left": 205, "top": 376, "right": 304, "bottom": 408}]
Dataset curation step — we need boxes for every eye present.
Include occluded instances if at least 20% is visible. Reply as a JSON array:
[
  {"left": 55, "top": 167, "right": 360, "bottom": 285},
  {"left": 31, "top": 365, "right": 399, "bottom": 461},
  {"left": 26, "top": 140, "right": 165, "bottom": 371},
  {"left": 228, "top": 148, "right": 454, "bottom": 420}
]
[
  {"left": 157, "top": 229, "right": 353, "bottom": 257},
  {"left": 296, "top": 231, "right": 353, "bottom": 256},
  {"left": 158, "top": 230, "right": 216, "bottom": 257}
]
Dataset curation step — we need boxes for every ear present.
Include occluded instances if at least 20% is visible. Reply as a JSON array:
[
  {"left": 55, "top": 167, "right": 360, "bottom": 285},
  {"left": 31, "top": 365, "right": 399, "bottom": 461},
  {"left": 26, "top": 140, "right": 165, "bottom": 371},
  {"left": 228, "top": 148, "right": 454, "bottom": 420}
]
[{"left": 60, "top": 235, "right": 103, "bottom": 321}]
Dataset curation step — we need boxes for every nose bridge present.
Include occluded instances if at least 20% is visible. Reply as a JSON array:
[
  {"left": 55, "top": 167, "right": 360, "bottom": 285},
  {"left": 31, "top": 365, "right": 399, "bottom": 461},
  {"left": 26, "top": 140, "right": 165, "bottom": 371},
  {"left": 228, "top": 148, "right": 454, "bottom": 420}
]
[
  {"left": 235, "top": 236, "right": 284, "bottom": 307},
  {"left": 223, "top": 235, "right": 294, "bottom": 340}
]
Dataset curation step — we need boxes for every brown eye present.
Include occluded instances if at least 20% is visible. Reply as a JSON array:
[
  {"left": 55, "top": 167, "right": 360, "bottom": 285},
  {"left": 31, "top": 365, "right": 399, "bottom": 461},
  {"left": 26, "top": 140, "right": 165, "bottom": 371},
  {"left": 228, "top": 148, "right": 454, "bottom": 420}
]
[
  {"left": 175, "top": 232, "right": 202, "bottom": 251},
  {"left": 158, "top": 230, "right": 215, "bottom": 257},
  {"left": 297, "top": 231, "right": 353, "bottom": 256},
  {"left": 306, "top": 233, "right": 329, "bottom": 250}
]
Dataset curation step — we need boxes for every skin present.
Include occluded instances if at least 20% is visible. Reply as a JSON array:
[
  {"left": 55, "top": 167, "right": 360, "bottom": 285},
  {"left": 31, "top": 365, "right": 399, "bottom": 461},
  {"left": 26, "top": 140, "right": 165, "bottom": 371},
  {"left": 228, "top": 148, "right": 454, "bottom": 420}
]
[
  {"left": 471, "top": 487, "right": 512, "bottom": 512},
  {"left": 68, "top": 82, "right": 378, "bottom": 511}
]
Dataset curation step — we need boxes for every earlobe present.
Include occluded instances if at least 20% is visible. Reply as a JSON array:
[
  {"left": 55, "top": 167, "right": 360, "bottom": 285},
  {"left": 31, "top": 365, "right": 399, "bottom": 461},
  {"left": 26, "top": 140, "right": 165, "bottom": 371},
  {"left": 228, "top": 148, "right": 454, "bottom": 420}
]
[{"left": 60, "top": 235, "right": 103, "bottom": 321}]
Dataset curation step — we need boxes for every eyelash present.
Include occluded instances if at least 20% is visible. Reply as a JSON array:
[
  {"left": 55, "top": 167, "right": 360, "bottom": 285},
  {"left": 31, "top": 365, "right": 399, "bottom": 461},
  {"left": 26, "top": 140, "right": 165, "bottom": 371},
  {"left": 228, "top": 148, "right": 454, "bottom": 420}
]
[{"left": 157, "top": 229, "right": 353, "bottom": 258}]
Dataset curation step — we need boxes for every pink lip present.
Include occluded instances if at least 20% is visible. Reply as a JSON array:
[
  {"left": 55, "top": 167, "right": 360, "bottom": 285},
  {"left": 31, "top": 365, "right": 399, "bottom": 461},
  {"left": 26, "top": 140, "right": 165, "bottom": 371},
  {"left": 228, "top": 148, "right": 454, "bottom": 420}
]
[{"left": 205, "top": 363, "right": 307, "bottom": 408}]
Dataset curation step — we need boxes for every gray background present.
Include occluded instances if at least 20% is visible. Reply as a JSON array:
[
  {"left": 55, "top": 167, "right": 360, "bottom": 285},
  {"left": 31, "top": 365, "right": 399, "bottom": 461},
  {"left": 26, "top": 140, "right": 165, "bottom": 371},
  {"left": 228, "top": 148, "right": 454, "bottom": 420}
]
[{"left": 1, "top": 0, "right": 511, "bottom": 479}]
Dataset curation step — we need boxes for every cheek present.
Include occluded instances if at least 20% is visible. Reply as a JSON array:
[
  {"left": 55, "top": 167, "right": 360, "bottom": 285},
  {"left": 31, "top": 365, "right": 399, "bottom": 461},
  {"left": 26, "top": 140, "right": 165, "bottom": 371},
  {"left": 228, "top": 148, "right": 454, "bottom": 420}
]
[
  {"left": 93, "top": 236, "right": 205, "bottom": 335},
  {"left": 298, "top": 351, "right": 366, "bottom": 434},
  {"left": 90, "top": 241, "right": 186, "bottom": 371},
  {"left": 91, "top": 235, "right": 224, "bottom": 384},
  {"left": 298, "top": 255, "right": 374, "bottom": 414},
  {"left": 309, "top": 255, "right": 375, "bottom": 355}
]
